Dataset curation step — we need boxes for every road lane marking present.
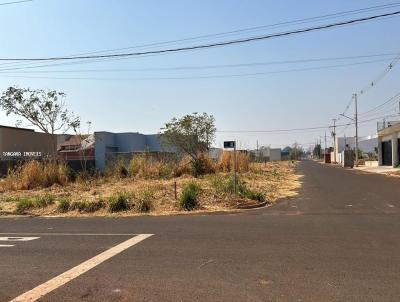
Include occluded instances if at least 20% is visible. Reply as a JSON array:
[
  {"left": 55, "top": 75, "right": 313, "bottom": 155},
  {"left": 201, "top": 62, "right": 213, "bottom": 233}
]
[
  {"left": 387, "top": 204, "right": 395, "bottom": 208},
  {"left": 0, "top": 237, "right": 39, "bottom": 241},
  {"left": 0, "top": 233, "right": 138, "bottom": 236},
  {"left": 10, "top": 234, "right": 153, "bottom": 302},
  {"left": 0, "top": 244, "right": 14, "bottom": 247}
]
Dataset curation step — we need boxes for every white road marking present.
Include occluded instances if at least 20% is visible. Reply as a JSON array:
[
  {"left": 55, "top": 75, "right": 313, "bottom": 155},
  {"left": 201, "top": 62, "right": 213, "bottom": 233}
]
[
  {"left": 387, "top": 204, "right": 395, "bottom": 208},
  {"left": 0, "top": 244, "right": 14, "bottom": 247},
  {"left": 0, "top": 237, "right": 40, "bottom": 241},
  {"left": 9, "top": 234, "right": 153, "bottom": 302},
  {"left": 0, "top": 233, "right": 138, "bottom": 236},
  {"left": 346, "top": 204, "right": 353, "bottom": 207}
]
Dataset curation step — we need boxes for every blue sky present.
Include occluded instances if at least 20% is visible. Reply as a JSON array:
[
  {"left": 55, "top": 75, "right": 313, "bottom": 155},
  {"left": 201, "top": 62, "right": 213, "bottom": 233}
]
[{"left": 0, "top": 0, "right": 399, "bottom": 150}]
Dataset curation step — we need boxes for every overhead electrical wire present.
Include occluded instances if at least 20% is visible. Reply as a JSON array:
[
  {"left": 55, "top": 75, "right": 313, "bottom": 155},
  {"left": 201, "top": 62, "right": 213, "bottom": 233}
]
[
  {"left": 359, "top": 91, "right": 400, "bottom": 117},
  {"left": 358, "top": 54, "right": 400, "bottom": 95},
  {"left": 1, "top": 2, "right": 398, "bottom": 73},
  {"left": 1, "top": 10, "right": 400, "bottom": 62},
  {"left": 0, "top": 0, "right": 32, "bottom": 6},
  {"left": 217, "top": 114, "right": 400, "bottom": 134},
  {"left": 336, "top": 51, "right": 400, "bottom": 123},
  {"left": 0, "top": 53, "right": 397, "bottom": 74},
  {"left": 0, "top": 58, "right": 393, "bottom": 80}
]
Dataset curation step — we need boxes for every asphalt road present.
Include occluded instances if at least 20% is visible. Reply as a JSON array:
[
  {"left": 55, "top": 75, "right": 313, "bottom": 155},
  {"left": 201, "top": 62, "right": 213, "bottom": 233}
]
[{"left": 1, "top": 160, "right": 400, "bottom": 301}]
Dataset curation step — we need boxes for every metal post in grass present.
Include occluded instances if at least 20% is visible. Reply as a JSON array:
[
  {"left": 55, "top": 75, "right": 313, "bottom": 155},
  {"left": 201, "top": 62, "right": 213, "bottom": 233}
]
[
  {"left": 224, "top": 140, "right": 237, "bottom": 196},
  {"left": 174, "top": 181, "right": 177, "bottom": 200},
  {"left": 234, "top": 142, "right": 237, "bottom": 196}
]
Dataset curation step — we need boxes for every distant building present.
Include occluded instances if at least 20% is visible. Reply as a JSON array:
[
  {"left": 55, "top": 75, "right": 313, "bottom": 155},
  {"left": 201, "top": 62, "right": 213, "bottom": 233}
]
[
  {"left": 0, "top": 125, "right": 57, "bottom": 175},
  {"left": 209, "top": 147, "right": 223, "bottom": 160},
  {"left": 57, "top": 134, "right": 95, "bottom": 171},
  {"left": 251, "top": 147, "right": 282, "bottom": 161},
  {"left": 94, "top": 132, "right": 172, "bottom": 171},
  {"left": 332, "top": 135, "right": 378, "bottom": 164}
]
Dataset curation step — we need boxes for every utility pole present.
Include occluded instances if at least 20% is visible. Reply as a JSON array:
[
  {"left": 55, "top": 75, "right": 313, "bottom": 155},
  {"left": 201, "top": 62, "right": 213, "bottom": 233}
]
[
  {"left": 332, "top": 119, "right": 337, "bottom": 163},
  {"left": 319, "top": 136, "right": 322, "bottom": 159},
  {"left": 233, "top": 141, "right": 237, "bottom": 195},
  {"left": 354, "top": 93, "right": 359, "bottom": 166},
  {"left": 324, "top": 131, "right": 327, "bottom": 156}
]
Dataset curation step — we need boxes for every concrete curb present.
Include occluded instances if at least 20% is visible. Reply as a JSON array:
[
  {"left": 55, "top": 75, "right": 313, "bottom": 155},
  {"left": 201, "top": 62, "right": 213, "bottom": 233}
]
[{"left": 236, "top": 200, "right": 270, "bottom": 210}]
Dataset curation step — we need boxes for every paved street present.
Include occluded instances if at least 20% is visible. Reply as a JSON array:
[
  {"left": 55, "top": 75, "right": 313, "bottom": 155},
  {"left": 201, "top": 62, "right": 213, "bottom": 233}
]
[{"left": 1, "top": 160, "right": 400, "bottom": 301}]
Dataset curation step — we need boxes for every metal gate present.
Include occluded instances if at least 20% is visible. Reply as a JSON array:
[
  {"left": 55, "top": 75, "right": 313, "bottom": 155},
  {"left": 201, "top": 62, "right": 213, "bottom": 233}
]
[{"left": 382, "top": 140, "right": 392, "bottom": 166}]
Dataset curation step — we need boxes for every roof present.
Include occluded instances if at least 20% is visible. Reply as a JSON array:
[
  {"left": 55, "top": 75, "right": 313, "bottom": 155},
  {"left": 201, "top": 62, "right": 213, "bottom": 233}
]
[
  {"left": 0, "top": 125, "right": 34, "bottom": 132},
  {"left": 59, "top": 134, "right": 94, "bottom": 150},
  {"left": 59, "top": 135, "right": 85, "bottom": 147}
]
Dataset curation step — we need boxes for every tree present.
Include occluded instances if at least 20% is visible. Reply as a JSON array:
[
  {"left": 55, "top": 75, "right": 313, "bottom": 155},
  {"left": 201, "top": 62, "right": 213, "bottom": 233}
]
[
  {"left": 160, "top": 112, "right": 216, "bottom": 176},
  {"left": 289, "top": 142, "right": 304, "bottom": 160},
  {"left": 0, "top": 86, "right": 80, "bottom": 134},
  {"left": 313, "top": 144, "right": 322, "bottom": 159}
]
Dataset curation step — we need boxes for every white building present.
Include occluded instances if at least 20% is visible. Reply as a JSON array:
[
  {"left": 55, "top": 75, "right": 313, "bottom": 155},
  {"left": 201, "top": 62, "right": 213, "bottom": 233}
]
[
  {"left": 254, "top": 147, "right": 282, "bottom": 161},
  {"left": 377, "top": 121, "right": 400, "bottom": 167},
  {"left": 332, "top": 135, "right": 378, "bottom": 164}
]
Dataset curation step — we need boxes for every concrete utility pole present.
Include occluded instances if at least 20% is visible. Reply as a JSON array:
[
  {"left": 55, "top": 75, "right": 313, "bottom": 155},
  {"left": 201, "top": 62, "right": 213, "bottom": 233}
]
[
  {"left": 324, "top": 131, "right": 327, "bottom": 156},
  {"left": 354, "top": 93, "right": 359, "bottom": 166},
  {"left": 319, "top": 137, "right": 322, "bottom": 159},
  {"left": 332, "top": 119, "right": 336, "bottom": 163}
]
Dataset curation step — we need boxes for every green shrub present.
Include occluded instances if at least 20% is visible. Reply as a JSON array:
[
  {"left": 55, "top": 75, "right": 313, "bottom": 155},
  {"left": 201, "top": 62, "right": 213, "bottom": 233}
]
[
  {"left": 15, "top": 198, "right": 34, "bottom": 214},
  {"left": 210, "top": 175, "right": 265, "bottom": 202},
  {"left": 83, "top": 200, "right": 105, "bottom": 212},
  {"left": 108, "top": 191, "right": 132, "bottom": 212},
  {"left": 69, "top": 200, "right": 105, "bottom": 213},
  {"left": 57, "top": 199, "right": 71, "bottom": 212},
  {"left": 66, "top": 167, "right": 78, "bottom": 182},
  {"left": 211, "top": 175, "right": 246, "bottom": 195},
  {"left": 210, "top": 175, "right": 229, "bottom": 195},
  {"left": 180, "top": 182, "right": 201, "bottom": 210},
  {"left": 70, "top": 201, "right": 88, "bottom": 212},
  {"left": 245, "top": 190, "right": 265, "bottom": 202},
  {"left": 135, "top": 191, "right": 154, "bottom": 213},
  {"left": 33, "top": 194, "right": 55, "bottom": 208}
]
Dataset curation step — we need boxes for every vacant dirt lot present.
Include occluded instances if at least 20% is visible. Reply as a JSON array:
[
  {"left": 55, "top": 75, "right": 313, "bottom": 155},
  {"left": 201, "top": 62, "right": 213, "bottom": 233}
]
[{"left": 0, "top": 161, "right": 301, "bottom": 216}]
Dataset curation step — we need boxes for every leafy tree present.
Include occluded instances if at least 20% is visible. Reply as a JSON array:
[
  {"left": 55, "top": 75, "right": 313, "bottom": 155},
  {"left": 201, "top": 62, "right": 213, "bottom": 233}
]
[
  {"left": 0, "top": 86, "right": 80, "bottom": 134},
  {"left": 313, "top": 144, "right": 322, "bottom": 158},
  {"left": 160, "top": 112, "right": 216, "bottom": 176},
  {"left": 289, "top": 142, "right": 304, "bottom": 160}
]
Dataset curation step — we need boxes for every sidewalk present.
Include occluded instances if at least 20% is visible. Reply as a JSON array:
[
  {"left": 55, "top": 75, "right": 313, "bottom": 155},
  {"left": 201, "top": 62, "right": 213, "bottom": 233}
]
[{"left": 354, "top": 165, "right": 400, "bottom": 175}]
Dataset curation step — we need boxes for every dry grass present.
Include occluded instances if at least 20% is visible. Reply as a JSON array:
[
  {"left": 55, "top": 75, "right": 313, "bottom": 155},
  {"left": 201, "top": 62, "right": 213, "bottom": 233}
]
[
  {"left": 0, "top": 161, "right": 301, "bottom": 216},
  {"left": 1, "top": 160, "right": 68, "bottom": 191},
  {"left": 218, "top": 151, "right": 250, "bottom": 173}
]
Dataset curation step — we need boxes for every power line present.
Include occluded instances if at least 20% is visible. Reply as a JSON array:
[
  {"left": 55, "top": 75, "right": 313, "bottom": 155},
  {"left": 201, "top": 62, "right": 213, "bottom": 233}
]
[
  {"left": 0, "top": 53, "right": 397, "bottom": 73},
  {"left": 0, "top": 58, "right": 392, "bottom": 80},
  {"left": 1, "top": 10, "right": 400, "bottom": 62},
  {"left": 217, "top": 114, "right": 399, "bottom": 134},
  {"left": 1, "top": 1, "right": 399, "bottom": 67},
  {"left": 0, "top": 3, "right": 398, "bottom": 71},
  {"left": 359, "top": 54, "right": 400, "bottom": 95},
  {"left": 0, "top": 0, "right": 32, "bottom": 6},
  {"left": 359, "top": 91, "right": 400, "bottom": 117}
]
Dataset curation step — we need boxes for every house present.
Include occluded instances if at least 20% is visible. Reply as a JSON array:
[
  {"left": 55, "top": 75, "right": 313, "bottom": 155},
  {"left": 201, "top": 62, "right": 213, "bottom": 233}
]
[
  {"left": 332, "top": 135, "right": 378, "bottom": 164},
  {"left": 377, "top": 121, "right": 400, "bottom": 167},
  {"left": 57, "top": 134, "right": 95, "bottom": 171},
  {"left": 251, "top": 147, "right": 282, "bottom": 161},
  {"left": 0, "top": 125, "right": 57, "bottom": 175}
]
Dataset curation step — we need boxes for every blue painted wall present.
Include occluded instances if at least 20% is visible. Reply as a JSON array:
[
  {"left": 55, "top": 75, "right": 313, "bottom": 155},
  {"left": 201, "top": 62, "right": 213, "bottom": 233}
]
[{"left": 94, "top": 132, "right": 166, "bottom": 171}]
